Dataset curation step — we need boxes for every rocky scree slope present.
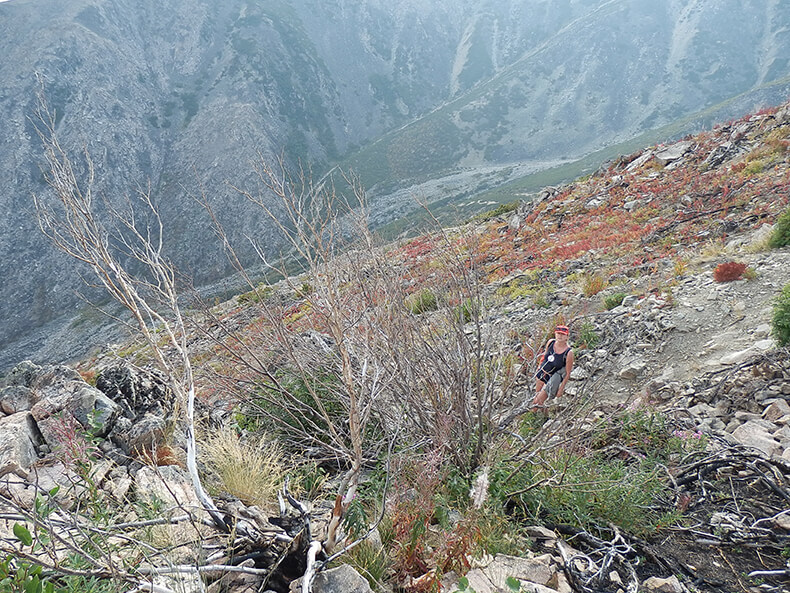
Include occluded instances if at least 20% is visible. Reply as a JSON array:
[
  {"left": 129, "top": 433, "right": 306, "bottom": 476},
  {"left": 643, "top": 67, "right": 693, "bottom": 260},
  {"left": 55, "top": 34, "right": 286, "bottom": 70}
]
[{"left": 4, "top": 0, "right": 790, "bottom": 371}]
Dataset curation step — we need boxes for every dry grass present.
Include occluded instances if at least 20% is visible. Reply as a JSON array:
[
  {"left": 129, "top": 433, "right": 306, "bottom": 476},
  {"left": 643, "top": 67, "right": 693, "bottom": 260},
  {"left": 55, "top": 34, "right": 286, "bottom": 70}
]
[
  {"left": 745, "top": 233, "right": 773, "bottom": 253},
  {"left": 690, "top": 238, "right": 729, "bottom": 263},
  {"left": 580, "top": 272, "right": 608, "bottom": 296},
  {"left": 202, "top": 427, "right": 284, "bottom": 507}
]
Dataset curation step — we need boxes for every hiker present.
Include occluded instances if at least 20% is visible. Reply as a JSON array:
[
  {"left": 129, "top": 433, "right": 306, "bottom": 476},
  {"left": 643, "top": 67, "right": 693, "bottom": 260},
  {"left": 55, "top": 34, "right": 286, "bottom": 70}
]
[{"left": 533, "top": 324, "right": 574, "bottom": 408}]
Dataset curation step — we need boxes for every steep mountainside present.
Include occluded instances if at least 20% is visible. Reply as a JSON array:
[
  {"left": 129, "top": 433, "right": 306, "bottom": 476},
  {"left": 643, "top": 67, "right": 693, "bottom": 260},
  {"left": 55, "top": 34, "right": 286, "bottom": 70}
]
[
  {"left": 0, "top": 78, "right": 789, "bottom": 593},
  {"left": 1, "top": 0, "right": 790, "bottom": 371}
]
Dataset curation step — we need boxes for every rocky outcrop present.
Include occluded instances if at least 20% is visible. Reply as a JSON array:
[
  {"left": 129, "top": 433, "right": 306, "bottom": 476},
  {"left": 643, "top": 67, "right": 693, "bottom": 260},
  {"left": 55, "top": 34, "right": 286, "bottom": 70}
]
[{"left": 0, "top": 360, "right": 179, "bottom": 473}]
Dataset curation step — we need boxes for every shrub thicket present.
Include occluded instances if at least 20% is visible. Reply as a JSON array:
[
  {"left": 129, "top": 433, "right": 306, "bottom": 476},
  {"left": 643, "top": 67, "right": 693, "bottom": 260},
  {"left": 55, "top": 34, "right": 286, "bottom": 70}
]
[
  {"left": 769, "top": 206, "right": 790, "bottom": 249},
  {"left": 772, "top": 283, "right": 790, "bottom": 346}
]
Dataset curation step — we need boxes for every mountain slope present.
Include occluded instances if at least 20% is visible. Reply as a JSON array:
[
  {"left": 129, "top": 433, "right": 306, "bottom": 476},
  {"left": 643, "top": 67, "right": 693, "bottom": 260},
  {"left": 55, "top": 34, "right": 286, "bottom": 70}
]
[
  {"left": 2, "top": 0, "right": 790, "bottom": 371},
  {"left": 345, "top": 0, "right": 790, "bottom": 195}
]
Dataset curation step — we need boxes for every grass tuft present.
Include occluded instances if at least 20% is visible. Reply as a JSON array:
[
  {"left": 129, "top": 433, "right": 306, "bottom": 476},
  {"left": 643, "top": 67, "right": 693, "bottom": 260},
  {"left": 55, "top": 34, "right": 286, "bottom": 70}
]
[{"left": 202, "top": 428, "right": 284, "bottom": 507}]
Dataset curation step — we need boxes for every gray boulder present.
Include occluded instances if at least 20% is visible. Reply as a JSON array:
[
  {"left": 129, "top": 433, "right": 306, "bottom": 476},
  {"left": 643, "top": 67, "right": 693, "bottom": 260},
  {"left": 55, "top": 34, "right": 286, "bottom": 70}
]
[
  {"left": 0, "top": 412, "right": 42, "bottom": 478},
  {"left": 0, "top": 361, "right": 42, "bottom": 389},
  {"left": 654, "top": 141, "right": 693, "bottom": 166},
  {"left": 730, "top": 421, "right": 783, "bottom": 457},
  {"left": 31, "top": 381, "right": 119, "bottom": 446},
  {"left": 444, "top": 554, "right": 558, "bottom": 593},
  {"left": 111, "top": 412, "right": 167, "bottom": 455},
  {"left": 309, "top": 565, "right": 373, "bottom": 593},
  {"left": 0, "top": 385, "right": 34, "bottom": 415}
]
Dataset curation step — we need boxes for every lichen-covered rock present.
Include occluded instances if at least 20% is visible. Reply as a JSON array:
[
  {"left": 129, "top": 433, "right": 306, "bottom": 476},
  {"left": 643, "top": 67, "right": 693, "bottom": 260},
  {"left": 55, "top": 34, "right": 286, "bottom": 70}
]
[
  {"left": 95, "top": 363, "right": 174, "bottom": 419},
  {"left": 0, "top": 385, "right": 34, "bottom": 415}
]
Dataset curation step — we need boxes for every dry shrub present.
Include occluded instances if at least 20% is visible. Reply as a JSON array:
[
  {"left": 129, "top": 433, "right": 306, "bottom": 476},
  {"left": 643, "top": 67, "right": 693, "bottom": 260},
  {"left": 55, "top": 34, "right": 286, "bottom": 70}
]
[
  {"left": 137, "top": 444, "right": 184, "bottom": 468},
  {"left": 202, "top": 428, "right": 283, "bottom": 507},
  {"left": 580, "top": 273, "right": 607, "bottom": 296},
  {"left": 713, "top": 261, "right": 748, "bottom": 282}
]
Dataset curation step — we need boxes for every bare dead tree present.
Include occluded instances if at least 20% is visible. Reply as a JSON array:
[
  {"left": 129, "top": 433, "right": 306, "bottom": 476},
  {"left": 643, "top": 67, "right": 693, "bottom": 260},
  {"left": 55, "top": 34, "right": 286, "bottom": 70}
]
[
  {"left": 23, "top": 89, "right": 304, "bottom": 592},
  {"left": 206, "top": 162, "right": 396, "bottom": 539},
  {"left": 202, "top": 158, "right": 525, "bottom": 480},
  {"left": 32, "top": 94, "right": 228, "bottom": 533}
]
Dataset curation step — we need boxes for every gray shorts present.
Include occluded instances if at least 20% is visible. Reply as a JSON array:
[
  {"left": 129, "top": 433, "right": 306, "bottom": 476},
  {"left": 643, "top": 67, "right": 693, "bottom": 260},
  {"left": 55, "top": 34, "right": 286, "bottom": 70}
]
[{"left": 544, "top": 369, "right": 566, "bottom": 398}]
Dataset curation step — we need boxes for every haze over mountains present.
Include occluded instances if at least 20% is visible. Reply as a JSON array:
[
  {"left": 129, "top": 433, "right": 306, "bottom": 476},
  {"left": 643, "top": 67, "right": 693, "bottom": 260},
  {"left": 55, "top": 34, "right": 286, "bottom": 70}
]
[{"left": 1, "top": 0, "right": 790, "bottom": 371}]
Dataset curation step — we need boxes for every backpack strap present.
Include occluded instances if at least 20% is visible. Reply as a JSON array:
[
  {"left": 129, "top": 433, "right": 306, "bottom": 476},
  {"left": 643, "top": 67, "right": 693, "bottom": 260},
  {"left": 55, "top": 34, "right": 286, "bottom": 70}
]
[{"left": 540, "top": 339, "right": 555, "bottom": 364}]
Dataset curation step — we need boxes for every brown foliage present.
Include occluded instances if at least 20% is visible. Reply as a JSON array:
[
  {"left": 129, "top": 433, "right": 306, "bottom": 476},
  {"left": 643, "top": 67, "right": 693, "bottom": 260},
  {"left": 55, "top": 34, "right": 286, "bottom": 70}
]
[{"left": 713, "top": 261, "right": 748, "bottom": 282}]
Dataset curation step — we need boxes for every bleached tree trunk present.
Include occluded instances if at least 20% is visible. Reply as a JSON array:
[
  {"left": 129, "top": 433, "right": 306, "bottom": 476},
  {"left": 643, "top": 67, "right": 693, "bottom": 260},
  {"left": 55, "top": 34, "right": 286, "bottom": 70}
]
[{"left": 32, "top": 92, "right": 228, "bottom": 533}]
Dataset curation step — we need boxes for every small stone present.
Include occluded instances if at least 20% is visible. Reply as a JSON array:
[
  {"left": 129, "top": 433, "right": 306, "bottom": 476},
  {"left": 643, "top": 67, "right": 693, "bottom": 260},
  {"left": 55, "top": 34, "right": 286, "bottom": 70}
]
[
  {"left": 712, "top": 402, "right": 730, "bottom": 418},
  {"left": 642, "top": 575, "right": 683, "bottom": 593},
  {"left": 619, "top": 359, "right": 646, "bottom": 380},
  {"left": 698, "top": 417, "right": 726, "bottom": 432},
  {"left": 525, "top": 526, "right": 557, "bottom": 540},
  {"left": 720, "top": 348, "right": 756, "bottom": 365},
  {"left": 570, "top": 367, "right": 589, "bottom": 380},
  {"left": 764, "top": 400, "right": 790, "bottom": 422},
  {"left": 689, "top": 403, "right": 714, "bottom": 417},
  {"left": 773, "top": 511, "right": 790, "bottom": 530},
  {"left": 774, "top": 425, "right": 790, "bottom": 441}
]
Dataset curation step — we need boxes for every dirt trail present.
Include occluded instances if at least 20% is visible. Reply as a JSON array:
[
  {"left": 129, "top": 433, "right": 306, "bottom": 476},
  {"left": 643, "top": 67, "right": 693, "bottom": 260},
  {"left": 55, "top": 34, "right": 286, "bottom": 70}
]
[{"left": 575, "top": 246, "right": 790, "bottom": 409}]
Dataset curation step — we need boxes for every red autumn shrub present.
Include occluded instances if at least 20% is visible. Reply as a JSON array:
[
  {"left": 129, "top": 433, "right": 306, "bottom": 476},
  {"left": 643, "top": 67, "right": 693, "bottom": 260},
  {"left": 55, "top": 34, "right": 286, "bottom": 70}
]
[{"left": 713, "top": 261, "right": 748, "bottom": 282}]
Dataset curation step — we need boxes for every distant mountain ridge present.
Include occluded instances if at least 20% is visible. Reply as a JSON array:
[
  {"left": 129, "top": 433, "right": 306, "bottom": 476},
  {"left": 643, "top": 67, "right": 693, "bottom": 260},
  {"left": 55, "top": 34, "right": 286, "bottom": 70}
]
[{"left": 1, "top": 0, "right": 790, "bottom": 371}]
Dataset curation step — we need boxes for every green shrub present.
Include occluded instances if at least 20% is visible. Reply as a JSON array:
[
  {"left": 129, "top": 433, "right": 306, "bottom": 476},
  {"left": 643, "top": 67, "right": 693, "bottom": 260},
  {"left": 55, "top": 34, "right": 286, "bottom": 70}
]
[
  {"left": 0, "top": 553, "right": 61, "bottom": 593},
  {"left": 490, "top": 447, "right": 669, "bottom": 536},
  {"left": 237, "top": 284, "right": 273, "bottom": 305},
  {"left": 453, "top": 298, "right": 478, "bottom": 323},
  {"left": 603, "top": 292, "right": 626, "bottom": 310},
  {"left": 769, "top": 207, "right": 790, "bottom": 249},
  {"left": 743, "top": 160, "right": 765, "bottom": 176},
  {"left": 772, "top": 283, "right": 790, "bottom": 346},
  {"left": 577, "top": 321, "right": 599, "bottom": 349},
  {"left": 406, "top": 289, "right": 438, "bottom": 314},
  {"left": 295, "top": 282, "right": 314, "bottom": 298},
  {"left": 490, "top": 409, "right": 702, "bottom": 537},
  {"left": 241, "top": 371, "right": 346, "bottom": 445},
  {"left": 473, "top": 200, "right": 519, "bottom": 222}
]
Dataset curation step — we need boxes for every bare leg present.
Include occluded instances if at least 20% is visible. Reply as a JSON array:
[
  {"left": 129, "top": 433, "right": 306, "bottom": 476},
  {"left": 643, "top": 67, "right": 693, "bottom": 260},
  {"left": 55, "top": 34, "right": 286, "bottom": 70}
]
[{"left": 532, "top": 380, "right": 548, "bottom": 409}]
